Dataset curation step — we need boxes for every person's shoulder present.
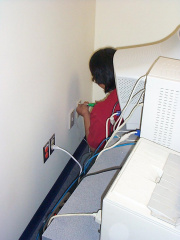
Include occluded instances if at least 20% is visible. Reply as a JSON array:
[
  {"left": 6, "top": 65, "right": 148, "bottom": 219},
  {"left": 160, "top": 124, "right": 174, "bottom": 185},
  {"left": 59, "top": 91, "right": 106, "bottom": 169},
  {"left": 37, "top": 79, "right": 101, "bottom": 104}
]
[
  {"left": 109, "top": 89, "right": 118, "bottom": 97},
  {"left": 104, "top": 89, "right": 118, "bottom": 102},
  {"left": 92, "top": 89, "right": 118, "bottom": 112}
]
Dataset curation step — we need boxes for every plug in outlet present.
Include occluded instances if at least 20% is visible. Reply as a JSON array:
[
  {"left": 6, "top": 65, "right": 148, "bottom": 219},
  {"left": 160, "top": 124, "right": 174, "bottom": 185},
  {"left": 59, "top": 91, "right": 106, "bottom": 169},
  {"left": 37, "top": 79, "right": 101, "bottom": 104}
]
[
  {"left": 69, "top": 109, "right": 75, "bottom": 129},
  {"left": 43, "top": 141, "right": 50, "bottom": 163},
  {"left": 50, "top": 134, "right": 55, "bottom": 155}
]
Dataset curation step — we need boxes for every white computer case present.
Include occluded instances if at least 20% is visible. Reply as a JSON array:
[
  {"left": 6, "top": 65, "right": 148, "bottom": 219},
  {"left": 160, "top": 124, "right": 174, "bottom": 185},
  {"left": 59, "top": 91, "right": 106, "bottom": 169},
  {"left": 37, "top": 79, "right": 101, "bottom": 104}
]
[{"left": 100, "top": 139, "right": 180, "bottom": 240}]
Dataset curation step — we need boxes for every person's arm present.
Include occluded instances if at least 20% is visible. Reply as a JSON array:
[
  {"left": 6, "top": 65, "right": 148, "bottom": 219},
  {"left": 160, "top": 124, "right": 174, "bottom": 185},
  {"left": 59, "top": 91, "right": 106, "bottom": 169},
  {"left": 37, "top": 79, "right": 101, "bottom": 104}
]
[{"left": 76, "top": 102, "right": 95, "bottom": 152}]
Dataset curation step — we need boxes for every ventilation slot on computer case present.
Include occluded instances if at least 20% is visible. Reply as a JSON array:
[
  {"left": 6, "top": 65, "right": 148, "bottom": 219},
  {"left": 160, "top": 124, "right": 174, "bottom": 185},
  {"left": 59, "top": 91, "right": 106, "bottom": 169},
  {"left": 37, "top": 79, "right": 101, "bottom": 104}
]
[
  {"left": 116, "top": 77, "right": 145, "bottom": 104},
  {"left": 153, "top": 88, "right": 179, "bottom": 148}
]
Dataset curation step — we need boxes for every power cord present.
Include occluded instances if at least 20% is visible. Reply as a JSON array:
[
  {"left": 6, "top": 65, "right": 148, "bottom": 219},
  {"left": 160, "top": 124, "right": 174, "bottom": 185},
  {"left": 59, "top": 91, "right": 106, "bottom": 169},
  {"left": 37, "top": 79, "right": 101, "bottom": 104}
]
[
  {"left": 48, "top": 209, "right": 102, "bottom": 226},
  {"left": 97, "top": 131, "right": 138, "bottom": 160},
  {"left": 51, "top": 145, "right": 82, "bottom": 175}
]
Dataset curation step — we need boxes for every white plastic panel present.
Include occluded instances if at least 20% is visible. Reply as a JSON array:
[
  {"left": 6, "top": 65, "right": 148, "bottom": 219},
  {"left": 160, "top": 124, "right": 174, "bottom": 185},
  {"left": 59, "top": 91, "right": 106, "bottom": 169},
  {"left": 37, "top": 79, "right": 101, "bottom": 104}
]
[{"left": 148, "top": 154, "right": 180, "bottom": 226}]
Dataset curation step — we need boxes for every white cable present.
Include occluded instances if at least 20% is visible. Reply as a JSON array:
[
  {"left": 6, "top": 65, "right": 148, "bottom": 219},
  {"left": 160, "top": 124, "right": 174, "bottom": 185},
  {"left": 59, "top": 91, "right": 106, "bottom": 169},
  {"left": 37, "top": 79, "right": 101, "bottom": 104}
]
[
  {"left": 97, "top": 95, "right": 144, "bottom": 160},
  {"left": 52, "top": 145, "right": 82, "bottom": 175},
  {"left": 104, "top": 131, "right": 137, "bottom": 152},
  {"left": 97, "top": 76, "right": 146, "bottom": 161},
  {"left": 117, "top": 92, "right": 145, "bottom": 130},
  {"left": 105, "top": 75, "right": 145, "bottom": 147},
  {"left": 120, "top": 75, "right": 146, "bottom": 119},
  {"left": 106, "top": 97, "right": 143, "bottom": 150},
  {"left": 110, "top": 112, "right": 118, "bottom": 125},
  {"left": 97, "top": 129, "right": 138, "bottom": 160},
  {"left": 47, "top": 210, "right": 102, "bottom": 226},
  {"left": 113, "top": 87, "right": 145, "bottom": 133},
  {"left": 117, "top": 130, "right": 129, "bottom": 133},
  {"left": 113, "top": 115, "right": 122, "bottom": 131},
  {"left": 116, "top": 89, "right": 145, "bottom": 131},
  {"left": 106, "top": 117, "right": 110, "bottom": 139},
  {"left": 114, "top": 75, "right": 146, "bottom": 132},
  {"left": 106, "top": 112, "right": 118, "bottom": 139}
]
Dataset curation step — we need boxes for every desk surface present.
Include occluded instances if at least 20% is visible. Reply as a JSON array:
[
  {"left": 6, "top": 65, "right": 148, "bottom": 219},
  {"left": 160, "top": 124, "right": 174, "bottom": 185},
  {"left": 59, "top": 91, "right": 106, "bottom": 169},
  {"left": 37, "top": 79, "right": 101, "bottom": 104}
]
[{"left": 42, "top": 139, "right": 135, "bottom": 240}]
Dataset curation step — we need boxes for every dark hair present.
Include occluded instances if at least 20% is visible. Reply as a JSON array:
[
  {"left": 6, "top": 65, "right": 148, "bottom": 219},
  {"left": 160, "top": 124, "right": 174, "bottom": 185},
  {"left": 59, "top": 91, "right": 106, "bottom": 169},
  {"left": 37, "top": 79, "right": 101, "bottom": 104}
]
[{"left": 89, "top": 47, "right": 116, "bottom": 93}]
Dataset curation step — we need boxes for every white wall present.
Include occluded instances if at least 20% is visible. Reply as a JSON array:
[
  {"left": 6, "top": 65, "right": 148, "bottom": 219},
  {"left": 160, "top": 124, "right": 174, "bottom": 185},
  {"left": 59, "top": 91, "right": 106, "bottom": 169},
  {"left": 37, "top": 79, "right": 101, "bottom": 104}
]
[
  {"left": 1, "top": 1, "right": 179, "bottom": 239},
  {"left": 0, "top": 1, "right": 95, "bottom": 239},
  {"left": 92, "top": 0, "right": 180, "bottom": 101}
]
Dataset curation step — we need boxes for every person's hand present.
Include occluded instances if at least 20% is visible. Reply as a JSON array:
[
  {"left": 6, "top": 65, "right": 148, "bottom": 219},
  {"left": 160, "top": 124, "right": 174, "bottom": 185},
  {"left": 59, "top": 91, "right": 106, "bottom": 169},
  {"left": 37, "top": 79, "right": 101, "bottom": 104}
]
[{"left": 76, "top": 101, "right": 90, "bottom": 117}]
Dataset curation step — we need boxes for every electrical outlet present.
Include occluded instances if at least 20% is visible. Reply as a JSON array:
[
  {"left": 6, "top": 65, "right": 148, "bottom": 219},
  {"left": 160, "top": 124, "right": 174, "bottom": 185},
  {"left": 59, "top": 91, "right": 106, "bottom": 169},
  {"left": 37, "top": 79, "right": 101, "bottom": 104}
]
[
  {"left": 76, "top": 100, "right": 82, "bottom": 118},
  {"left": 69, "top": 109, "right": 75, "bottom": 129},
  {"left": 50, "top": 134, "right": 55, "bottom": 155},
  {"left": 43, "top": 141, "right": 50, "bottom": 163}
]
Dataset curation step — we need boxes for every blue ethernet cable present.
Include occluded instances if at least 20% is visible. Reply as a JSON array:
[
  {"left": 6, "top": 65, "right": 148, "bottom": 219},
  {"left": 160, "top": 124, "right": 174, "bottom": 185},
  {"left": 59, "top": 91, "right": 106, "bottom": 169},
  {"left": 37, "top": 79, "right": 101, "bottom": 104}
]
[
  {"left": 94, "top": 129, "right": 139, "bottom": 155},
  {"left": 83, "top": 137, "right": 111, "bottom": 172},
  {"left": 36, "top": 233, "right": 40, "bottom": 240},
  {"left": 94, "top": 137, "right": 110, "bottom": 154},
  {"left": 83, "top": 142, "right": 135, "bottom": 174},
  {"left": 83, "top": 153, "right": 99, "bottom": 173},
  {"left": 135, "top": 129, "right": 140, "bottom": 137}
]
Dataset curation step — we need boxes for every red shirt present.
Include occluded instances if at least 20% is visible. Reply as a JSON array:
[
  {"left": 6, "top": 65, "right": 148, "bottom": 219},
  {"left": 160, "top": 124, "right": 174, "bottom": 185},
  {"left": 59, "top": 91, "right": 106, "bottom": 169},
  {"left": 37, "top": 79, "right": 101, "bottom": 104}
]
[{"left": 87, "top": 89, "right": 120, "bottom": 150}]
